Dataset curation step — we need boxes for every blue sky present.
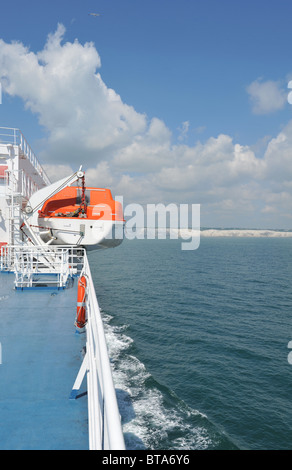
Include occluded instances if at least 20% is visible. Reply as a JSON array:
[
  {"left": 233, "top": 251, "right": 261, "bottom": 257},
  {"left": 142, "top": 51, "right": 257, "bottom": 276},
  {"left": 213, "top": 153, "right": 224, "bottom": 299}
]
[
  {"left": 2, "top": 0, "right": 292, "bottom": 142},
  {"left": 1, "top": 0, "right": 292, "bottom": 228}
]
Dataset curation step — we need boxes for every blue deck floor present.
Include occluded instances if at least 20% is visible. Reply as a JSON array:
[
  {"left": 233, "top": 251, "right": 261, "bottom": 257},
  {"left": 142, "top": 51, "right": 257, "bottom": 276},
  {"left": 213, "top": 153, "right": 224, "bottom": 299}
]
[{"left": 0, "top": 273, "right": 88, "bottom": 450}]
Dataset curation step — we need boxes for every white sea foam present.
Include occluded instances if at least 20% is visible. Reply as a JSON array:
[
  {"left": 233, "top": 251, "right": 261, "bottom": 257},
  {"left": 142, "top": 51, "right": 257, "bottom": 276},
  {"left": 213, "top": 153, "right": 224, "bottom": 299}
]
[{"left": 101, "top": 311, "right": 215, "bottom": 450}]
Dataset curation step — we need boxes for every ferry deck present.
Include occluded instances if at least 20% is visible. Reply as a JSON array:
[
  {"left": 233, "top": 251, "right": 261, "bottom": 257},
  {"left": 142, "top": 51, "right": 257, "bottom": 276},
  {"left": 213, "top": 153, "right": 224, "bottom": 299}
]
[{"left": 0, "top": 272, "right": 89, "bottom": 450}]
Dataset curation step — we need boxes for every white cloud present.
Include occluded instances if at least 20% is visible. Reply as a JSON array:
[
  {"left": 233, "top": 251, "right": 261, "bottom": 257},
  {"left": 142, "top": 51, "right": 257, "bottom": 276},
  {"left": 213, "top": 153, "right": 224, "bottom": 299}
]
[
  {"left": 247, "top": 78, "right": 286, "bottom": 114},
  {"left": 113, "top": 117, "right": 173, "bottom": 173},
  {"left": 42, "top": 163, "right": 74, "bottom": 182},
  {"left": 85, "top": 161, "right": 114, "bottom": 187},
  {"left": 229, "top": 143, "right": 265, "bottom": 179},
  {"left": 1, "top": 25, "right": 292, "bottom": 228},
  {"left": 0, "top": 24, "right": 147, "bottom": 165},
  {"left": 262, "top": 121, "right": 292, "bottom": 186},
  {"left": 178, "top": 121, "right": 190, "bottom": 141}
]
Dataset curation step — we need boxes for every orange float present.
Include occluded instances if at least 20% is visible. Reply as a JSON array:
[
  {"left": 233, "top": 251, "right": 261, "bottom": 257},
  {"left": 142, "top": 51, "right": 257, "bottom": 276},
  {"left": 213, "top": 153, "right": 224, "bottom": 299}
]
[
  {"left": 76, "top": 275, "right": 87, "bottom": 330},
  {"left": 0, "top": 242, "right": 7, "bottom": 257}
]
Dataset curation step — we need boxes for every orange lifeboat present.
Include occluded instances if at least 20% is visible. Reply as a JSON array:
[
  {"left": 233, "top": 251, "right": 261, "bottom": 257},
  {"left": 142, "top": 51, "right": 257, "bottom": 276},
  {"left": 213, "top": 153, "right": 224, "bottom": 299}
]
[{"left": 24, "top": 170, "right": 124, "bottom": 250}]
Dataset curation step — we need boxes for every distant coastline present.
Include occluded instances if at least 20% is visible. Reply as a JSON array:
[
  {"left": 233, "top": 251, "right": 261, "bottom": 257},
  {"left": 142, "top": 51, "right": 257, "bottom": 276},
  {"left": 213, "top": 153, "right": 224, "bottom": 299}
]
[
  {"left": 129, "top": 228, "right": 292, "bottom": 238},
  {"left": 200, "top": 228, "right": 292, "bottom": 237}
]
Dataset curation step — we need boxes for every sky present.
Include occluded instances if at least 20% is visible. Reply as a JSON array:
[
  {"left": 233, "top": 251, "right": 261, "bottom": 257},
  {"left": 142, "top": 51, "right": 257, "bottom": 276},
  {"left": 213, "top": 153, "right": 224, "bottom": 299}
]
[{"left": 1, "top": 0, "right": 292, "bottom": 228}]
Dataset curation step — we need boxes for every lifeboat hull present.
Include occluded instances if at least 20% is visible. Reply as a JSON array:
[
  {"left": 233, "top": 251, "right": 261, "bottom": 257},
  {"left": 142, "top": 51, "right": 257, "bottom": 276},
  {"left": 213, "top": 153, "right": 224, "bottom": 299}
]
[{"left": 39, "top": 218, "right": 124, "bottom": 250}]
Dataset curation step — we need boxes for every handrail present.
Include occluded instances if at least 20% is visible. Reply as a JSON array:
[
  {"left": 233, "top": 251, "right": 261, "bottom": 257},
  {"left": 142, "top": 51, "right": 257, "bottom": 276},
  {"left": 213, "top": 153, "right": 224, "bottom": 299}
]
[
  {"left": 83, "top": 253, "right": 125, "bottom": 450},
  {"left": 0, "top": 245, "right": 85, "bottom": 284},
  {"left": 0, "top": 127, "right": 51, "bottom": 186}
]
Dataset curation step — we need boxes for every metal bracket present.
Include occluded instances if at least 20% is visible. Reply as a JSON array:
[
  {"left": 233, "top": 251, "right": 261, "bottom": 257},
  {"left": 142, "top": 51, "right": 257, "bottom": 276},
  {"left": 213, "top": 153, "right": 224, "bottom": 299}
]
[{"left": 70, "top": 351, "right": 88, "bottom": 400}]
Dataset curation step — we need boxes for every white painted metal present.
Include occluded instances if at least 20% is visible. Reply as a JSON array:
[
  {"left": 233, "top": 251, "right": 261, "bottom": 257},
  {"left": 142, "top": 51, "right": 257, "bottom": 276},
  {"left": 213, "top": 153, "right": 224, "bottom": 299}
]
[
  {"left": 0, "top": 245, "right": 84, "bottom": 287},
  {"left": 0, "top": 127, "right": 50, "bottom": 186},
  {"left": 72, "top": 254, "right": 125, "bottom": 450},
  {"left": 0, "top": 127, "right": 51, "bottom": 245},
  {"left": 25, "top": 168, "right": 83, "bottom": 217}
]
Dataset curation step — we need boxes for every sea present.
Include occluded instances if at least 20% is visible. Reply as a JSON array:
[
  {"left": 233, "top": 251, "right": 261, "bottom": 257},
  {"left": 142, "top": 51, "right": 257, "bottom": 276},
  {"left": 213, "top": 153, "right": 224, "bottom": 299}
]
[{"left": 88, "top": 234, "right": 292, "bottom": 450}]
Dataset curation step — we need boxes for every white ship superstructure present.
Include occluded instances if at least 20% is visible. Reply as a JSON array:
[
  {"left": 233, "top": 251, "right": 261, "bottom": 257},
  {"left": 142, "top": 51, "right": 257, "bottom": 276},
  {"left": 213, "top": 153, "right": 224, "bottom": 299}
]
[{"left": 0, "top": 127, "right": 50, "bottom": 247}]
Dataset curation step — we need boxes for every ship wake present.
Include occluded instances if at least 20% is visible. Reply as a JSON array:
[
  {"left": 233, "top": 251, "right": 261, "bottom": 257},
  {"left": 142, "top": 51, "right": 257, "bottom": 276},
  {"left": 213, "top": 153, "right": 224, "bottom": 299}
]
[{"left": 101, "top": 311, "right": 235, "bottom": 450}]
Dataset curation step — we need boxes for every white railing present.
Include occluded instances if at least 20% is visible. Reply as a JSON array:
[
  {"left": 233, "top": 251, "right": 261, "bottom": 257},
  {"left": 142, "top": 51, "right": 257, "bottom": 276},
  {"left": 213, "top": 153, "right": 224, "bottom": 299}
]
[
  {"left": 0, "top": 126, "right": 18, "bottom": 145},
  {"left": 0, "top": 127, "right": 51, "bottom": 186},
  {"left": 72, "top": 253, "right": 125, "bottom": 450},
  {"left": 14, "top": 248, "right": 69, "bottom": 288},
  {"left": 0, "top": 245, "right": 85, "bottom": 288}
]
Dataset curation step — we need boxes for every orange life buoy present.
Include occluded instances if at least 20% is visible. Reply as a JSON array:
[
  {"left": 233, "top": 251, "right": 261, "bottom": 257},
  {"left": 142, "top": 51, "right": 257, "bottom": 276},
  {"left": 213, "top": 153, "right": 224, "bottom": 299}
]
[
  {"left": 76, "top": 275, "right": 87, "bottom": 329},
  {"left": 0, "top": 242, "right": 7, "bottom": 257}
]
